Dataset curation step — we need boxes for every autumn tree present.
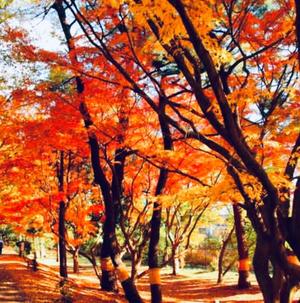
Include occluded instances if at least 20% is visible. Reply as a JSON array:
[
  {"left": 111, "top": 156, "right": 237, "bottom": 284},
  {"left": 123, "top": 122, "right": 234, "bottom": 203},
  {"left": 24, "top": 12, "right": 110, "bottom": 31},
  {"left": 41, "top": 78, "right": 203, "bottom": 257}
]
[
  {"left": 55, "top": 1, "right": 299, "bottom": 302},
  {"left": 158, "top": 185, "right": 209, "bottom": 275},
  {"left": 233, "top": 204, "right": 251, "bottom": 289},
  {"left": 2, "top": 1, "right": 300, "bottom": 303}
]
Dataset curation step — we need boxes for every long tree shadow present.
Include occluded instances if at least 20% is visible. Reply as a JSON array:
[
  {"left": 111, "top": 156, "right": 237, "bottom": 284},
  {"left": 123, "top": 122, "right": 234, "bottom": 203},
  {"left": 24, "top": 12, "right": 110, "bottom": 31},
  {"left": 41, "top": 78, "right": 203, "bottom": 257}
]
[
  {"left": 0, "top": 265, "right": 26, "bottom": 302},
  {"left": 0, "top": 254, "right": 126, "bottom": 303},
  {"left": 137, "top": 274, "right": 262, "bottom": 303}
]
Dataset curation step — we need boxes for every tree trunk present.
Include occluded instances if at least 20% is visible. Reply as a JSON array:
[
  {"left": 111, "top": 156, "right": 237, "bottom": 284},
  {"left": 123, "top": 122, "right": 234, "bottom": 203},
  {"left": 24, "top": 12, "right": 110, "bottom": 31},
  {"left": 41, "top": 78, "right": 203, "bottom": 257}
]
[
  {"left": 34, "top": 237, "right": 40, "bottom": 259},
  {"left": 52, "top": 1, "right": 119, "bottom": 295},
  {"left": 56, "top": 243, "right": 59, "bottom": 262},
  {"left": 130, "top": 253, "right": 142, "bottom": 280},
  {"left": 100, "top": 239, "right": 118, "bottom": 292},
  {"left": 148, "top": 99, "right": 173, "bottom": 303},
  {"left": 148, "top": 200, "right": 163, "bottom": 303},
  {"left": 280, "top": 278, "right": 298, "bottom": 303},
  {"left": 290, "top": 178, "right": 300, "bottom": 258},
  {"left": 253, "top": 236, "right": 273, "bottom": 303},
  {"left": 171, "top": 257, "right": 179, "bottom": 276},
  {"left": 253, "top": 235, "right": 283, "bottom": 303},
  {"left": 90, "top": 137, "right": 142, "bottom": 302},
  {"left": 179, "top": 247, "right": 186, "bottom": 269},
  {"left": 217, "top": 227, "right": 234, "bottom": 284},
  {"left": 233, "top": 204, "right": 251, "bottom": 289},
  {"left": 53, "top": 2, "right": 143, "bottom": 301},
  {"left": 106, "top": 230, "right": 143, "bottom": 302},
  {"left": 73, "top": 247, "right": 79, "bottom": 274},
  {"left": 171, "top": 246, "right": 179, "bottom": 275},
  {"left": 59, "top": 201, "right": 68, "bottom": 278},
  {"left": 40, "top": 237, "right": 46, "bottom": 259},
  {"left": 162, "top": 229, "right": 169, "bottom": 263}
]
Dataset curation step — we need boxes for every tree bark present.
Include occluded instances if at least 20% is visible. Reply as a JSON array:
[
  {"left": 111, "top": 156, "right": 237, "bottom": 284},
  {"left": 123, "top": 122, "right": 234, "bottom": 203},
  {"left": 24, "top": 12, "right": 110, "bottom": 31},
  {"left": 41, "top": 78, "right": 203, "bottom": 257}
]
[
  {"left": 171, "top": 246, "right": 179, "bottom": 276},
  {"left": 148, "top": 197, "right": 163, "bottom": 303},
  {"left": 253, "top": 235, "right": 284, "bottom": 303},
  {"left": 253, "top": 236, "right": 273, "bottom": 303},
  {"left": 233, "top": 204, "right": 251, "bottom": 289},
  {"left": 148, "top": 99, "right": 173, "bottom": 303},
  {"left": 217, "top": 227, "right": 234, "bottom": 284},
  {"left": 73, "top": 247, "right": 79, "bottom": 274},
  {"left": 280, "top": 278, "right": 298, "bottom": 303},
  {"left": 52, "top": 1, "right": 119, "bottom": 294},
  {"left": 57, "top": 149, "right": 68, "bottom": 279},
  {"left": 89, "top": 134, "right": 143, "bottom": 302},
  {"left": 290, "top": 178, "right": 300, "bottom": 258},
  {"left": 130, "top": 252, "right": 142, "bottom": 280},
  {"left": 100, "top": 238, "right": 118, "bottom": 292},
  {"left": 59, "top": 201, "right": 68, "bottom": 278}
]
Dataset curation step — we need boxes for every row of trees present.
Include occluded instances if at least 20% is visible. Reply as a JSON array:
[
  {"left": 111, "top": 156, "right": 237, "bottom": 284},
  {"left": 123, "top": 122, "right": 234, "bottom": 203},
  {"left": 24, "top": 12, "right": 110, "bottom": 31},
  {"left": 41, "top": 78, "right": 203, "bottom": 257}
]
[{"left": 0, "top": 0, "right": 299, "bottom": 302}]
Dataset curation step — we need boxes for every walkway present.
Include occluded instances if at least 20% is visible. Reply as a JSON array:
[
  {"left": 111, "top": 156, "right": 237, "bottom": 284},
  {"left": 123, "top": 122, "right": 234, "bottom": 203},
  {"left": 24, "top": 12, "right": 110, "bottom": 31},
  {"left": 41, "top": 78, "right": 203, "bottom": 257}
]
[
  {"left": 0, "top": 272, "right": 26, "bottom": 302},
  {"left": 0, "top": 247, "right": 27, "bottom": 303}
]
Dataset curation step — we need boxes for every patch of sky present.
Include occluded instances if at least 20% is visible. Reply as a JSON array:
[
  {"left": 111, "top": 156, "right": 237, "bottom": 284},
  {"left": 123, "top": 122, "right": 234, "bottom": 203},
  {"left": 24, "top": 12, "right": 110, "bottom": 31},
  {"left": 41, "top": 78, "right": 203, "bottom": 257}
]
[{"left": 0, "top": 1, "right": 67, "bottom": 95}]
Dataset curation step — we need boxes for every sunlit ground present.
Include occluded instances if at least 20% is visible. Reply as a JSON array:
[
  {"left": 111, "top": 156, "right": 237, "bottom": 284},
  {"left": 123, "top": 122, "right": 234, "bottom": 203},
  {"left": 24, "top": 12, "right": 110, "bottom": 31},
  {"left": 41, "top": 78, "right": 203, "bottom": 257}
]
[
  {"left": 38, "top": 250, "right": 263, "bottom": 302},
  {"left": 1, "top": 246, "right": 300, "bottom": 303}
]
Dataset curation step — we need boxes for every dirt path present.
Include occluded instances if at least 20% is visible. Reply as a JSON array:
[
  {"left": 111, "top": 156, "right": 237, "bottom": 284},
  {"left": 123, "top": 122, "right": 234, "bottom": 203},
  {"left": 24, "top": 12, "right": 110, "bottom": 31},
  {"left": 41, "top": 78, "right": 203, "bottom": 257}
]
[
  {"left": 0, "top": 247, "right": 125, "bottom": 303},
  {"left": 0, "top": 260, "right": 26, "bottom": 303},
  {"left": 0, "top": 274, "right": 26, "bottom": 303},
  {"left": 1, "top": 246, "right": 295, "bottom": 303}
]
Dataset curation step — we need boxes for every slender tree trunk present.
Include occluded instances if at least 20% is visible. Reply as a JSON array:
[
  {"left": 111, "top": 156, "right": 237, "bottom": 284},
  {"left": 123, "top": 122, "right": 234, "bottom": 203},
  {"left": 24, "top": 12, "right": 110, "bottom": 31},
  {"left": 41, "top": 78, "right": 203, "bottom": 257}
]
[
  {"left": 73, "top": 247, "right": 79, "bottom": 274},
  {"left": 148, "top": 200, "right": 163, "bottom": 303},
  {"left": 88, "top": 124, "right": 142, "bottom": 302},
  {"left": 179, "top": 247, "right": 186, "bottom": 269},
  {"left": 148, "top": 99, "right": 173, "bottom": 303},
  {"left": 100, "top": 239, "right": 118, "bottom": 292},
  {"left": 233, "top": 204, "right": 251, "bottom": 289},
  {"left": 171, "top": 257, "right": 178, "bottom": 276},
  {"left": 130, "top": 253, "right": 142, "bottom": 280},
  {"left": 83, "top": 128, "right": 142, "bottom": 301},
  {"left": 52, "top": 1, "right": 119, "bottom": 293},
  {"left": 171, "top": 246, "right": 179, "bottom": 275},
  {"left": 40, "top": 237, "right": 46, "bottom": 259},
  {"left": 217, "top": 227, "right": 234, "bottom": 284},
  {"left": 163, "top": 228, "right": 169, "bottom": 263},
  {"left": 56, "top": 243, "right": 59, "bottom": 262},
  {"left": 109, "top": 147, "right": 143, "bottom": 301},
  {"left": 104, "top": 221, "right": 143, "bottom": 302},
  {"left": 59, "top": 201, "right": 68, "bottom": 278},
  {"left": 57, "top": 149, "right": 67, "bottom": 278},
  {"left": 79, "top": 249, "right": 102, "bottom": 281}
]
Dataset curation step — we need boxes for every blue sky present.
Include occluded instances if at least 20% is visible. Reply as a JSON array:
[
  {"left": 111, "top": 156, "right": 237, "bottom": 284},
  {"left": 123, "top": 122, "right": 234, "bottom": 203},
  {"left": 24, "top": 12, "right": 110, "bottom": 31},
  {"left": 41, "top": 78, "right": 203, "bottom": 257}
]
[{"left": 9, "top": 0, "right": 64, "bottom": 52}]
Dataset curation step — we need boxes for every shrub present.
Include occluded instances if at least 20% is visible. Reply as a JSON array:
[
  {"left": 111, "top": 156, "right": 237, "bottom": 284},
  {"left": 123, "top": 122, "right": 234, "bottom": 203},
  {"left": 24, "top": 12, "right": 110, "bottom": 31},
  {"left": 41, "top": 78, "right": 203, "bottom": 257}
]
[{"left": 185, "top": 249, "right": 218, "bottom": 267}]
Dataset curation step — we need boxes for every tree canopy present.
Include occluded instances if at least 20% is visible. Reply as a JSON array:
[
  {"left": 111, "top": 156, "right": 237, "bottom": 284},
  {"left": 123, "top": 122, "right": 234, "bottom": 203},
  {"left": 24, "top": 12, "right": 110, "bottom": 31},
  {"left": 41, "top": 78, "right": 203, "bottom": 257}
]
[{"left": 0, "top": 1, "right": 299, "bottom": 302}]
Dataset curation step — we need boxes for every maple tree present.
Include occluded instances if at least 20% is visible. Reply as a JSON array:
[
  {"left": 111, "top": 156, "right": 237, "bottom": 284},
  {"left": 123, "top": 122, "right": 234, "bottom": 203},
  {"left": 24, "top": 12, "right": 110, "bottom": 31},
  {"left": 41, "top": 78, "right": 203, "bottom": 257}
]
[
  {"left": 48, "top": 1, "right": 298, "bottom": 302},
  {"left": 156, "top": 183, "right": 209, "bottom": 275},
  {"left": 232, "top": 204, "right": 251, "bottom": 289},
  {"left": 0, "top": 1, "right": 299, "bottom": 303},
  {"left": 2, "top": 9, "right": 166, "bottom": 302}
]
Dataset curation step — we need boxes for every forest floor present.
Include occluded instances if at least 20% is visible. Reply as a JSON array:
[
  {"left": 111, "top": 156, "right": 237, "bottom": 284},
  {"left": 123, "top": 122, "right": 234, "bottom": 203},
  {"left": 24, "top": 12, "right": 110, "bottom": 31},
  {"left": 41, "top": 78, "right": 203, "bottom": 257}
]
[{"left": 0, "top": 246, "right": 297, "bottom": 303}]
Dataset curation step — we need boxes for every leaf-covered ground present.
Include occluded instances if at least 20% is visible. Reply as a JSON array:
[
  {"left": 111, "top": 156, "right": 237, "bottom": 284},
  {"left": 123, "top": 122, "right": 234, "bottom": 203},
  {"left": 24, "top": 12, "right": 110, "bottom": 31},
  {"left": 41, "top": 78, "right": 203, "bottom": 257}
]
[
  {"left": 0, "top": 248, "right": 125, "bottom": 303},
  {"left": 0, "top": 247, "right": 279, "bottom": 303}
]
